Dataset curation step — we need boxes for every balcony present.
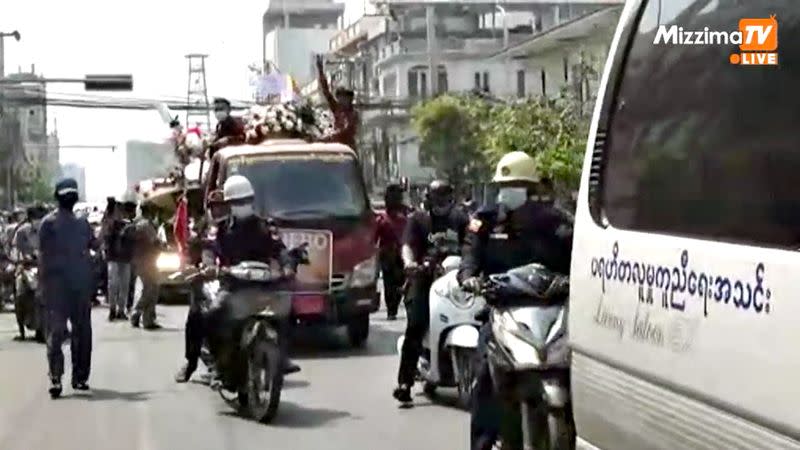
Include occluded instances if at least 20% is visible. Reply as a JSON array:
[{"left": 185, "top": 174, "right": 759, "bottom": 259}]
[{"left": 329, "top": 16, "right": 386, "bottom": 55}]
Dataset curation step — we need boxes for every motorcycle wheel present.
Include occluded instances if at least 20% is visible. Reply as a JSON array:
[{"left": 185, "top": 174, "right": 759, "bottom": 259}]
[
  {"left": 451, "top": 348, "right": 476, "bottom": 410},
  {"left": 240, "top": 338, "right": 283, "bottom": 423},
  {"left": 546, "top": 409, "right": 574, "bottom": 450}
]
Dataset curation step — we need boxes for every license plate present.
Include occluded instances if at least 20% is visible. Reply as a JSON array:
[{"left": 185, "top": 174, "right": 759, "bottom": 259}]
[{"left": 292, "top": 294, "right": 326, "bottom": 315}]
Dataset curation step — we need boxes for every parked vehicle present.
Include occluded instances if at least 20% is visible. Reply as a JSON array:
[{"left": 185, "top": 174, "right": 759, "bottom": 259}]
[
  {"left": 480, "top": 263, "right": 572, "bottom": 450},
  {"left": 206, "top": 141, "right": 378, "bottom": 347}
]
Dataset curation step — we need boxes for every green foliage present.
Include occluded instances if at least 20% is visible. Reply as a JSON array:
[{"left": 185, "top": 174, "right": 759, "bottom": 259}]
[
  {"left": 17, "top": 167, "right": 53, "bottom": 204},
  {"left": 411, "top": 92, "right": 590, "bottom": 195}
]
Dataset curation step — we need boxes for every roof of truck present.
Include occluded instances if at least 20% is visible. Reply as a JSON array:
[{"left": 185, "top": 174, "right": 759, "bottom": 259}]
[{"left": 216, "top": 139, "right": 356, "bottom": 160}]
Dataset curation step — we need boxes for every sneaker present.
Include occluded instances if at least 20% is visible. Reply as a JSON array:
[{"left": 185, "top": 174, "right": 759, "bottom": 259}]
[
  {"left": 72, "top": 381, "right": 90, "bottom": 391},
  {"left": 130, "top": 313, "right": 141, "bottom": 328},
  {"left": 49, "top": 378, "right": 62, "bottom": 399},
  {"left": 175, "top": 363, "right": 197, "bottom": 383},
  {"left": 283, "top": 361, "right": 301, "bottom": 375},
  {"left": 117, "top": 312, "right": 128, "bottom": 321},
  {"left": 387, "top": 314, "right": 397, "bottom": 321},
  {"left": 143, "top": 323, "right": 162, "bottom": 331},
  {"left": 392, "top": 385, "right": 412, "bottom": 404},
  {"left": 108, "top": 309, "right": 116, "bottom": 321}
]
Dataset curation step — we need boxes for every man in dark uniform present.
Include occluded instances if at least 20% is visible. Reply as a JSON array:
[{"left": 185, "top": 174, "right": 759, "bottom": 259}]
[
  {"left": 458, "top": 151, "right": 573, "bottom": 450},
  {"left": 393, "top": 179, "right": 469, "bottom": 404},
  {"left": 39, "top": 178, "right": 97, "bottom": 398}
]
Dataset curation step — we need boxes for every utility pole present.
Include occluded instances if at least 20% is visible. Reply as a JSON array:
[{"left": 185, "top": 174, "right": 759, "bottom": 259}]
[
  {"left": 426, "top": 6, "right": 439, "bottom": 96},
  {"left": 0, "top": 30, "right": 21, "bottom": 208},
  {"left": 185, "top": 54, "right": 211, "bottom": 135}
]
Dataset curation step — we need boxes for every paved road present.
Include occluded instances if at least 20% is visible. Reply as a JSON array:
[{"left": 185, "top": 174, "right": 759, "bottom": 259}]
[{"left": 0, "top": 304, "right": 468, "bottom": 450}]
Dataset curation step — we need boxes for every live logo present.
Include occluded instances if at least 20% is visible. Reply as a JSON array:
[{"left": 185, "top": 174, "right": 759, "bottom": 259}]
[{"left": 741, "top": 52, "right": 778, "bottom": 65}]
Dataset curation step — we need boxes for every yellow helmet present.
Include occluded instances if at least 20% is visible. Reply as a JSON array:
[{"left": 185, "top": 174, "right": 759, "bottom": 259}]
[{"left": 492, "top": 151, "right": 540, "bottom": 184}]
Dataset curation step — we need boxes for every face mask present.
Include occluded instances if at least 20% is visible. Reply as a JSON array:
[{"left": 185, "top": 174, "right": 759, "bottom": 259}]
[
  {"left": 497, "top": 187, "right": 528, "bottom": 211},
  {"left": 215, "top": 110, "right": 228, "bottom": 121},
  {"left": 230, "top": 203, "right": 254, "bottom": 219}
]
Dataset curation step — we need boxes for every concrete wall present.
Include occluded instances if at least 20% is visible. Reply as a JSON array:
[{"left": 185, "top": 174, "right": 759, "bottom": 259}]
[{"left": 266, "top": 28, "right": 339, "bottom": 85}]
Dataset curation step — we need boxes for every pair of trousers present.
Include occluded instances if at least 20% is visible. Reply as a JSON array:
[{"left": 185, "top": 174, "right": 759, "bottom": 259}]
[
  {"left": 396, "top": 272, "right": 433, "bottom": 386},
  {"left": 132, "top": 275, "right": 159, "bottom": 327},
  {"left": 106, "top": 261, "right": 131, "bottom": 313},
  {"left": 379, "top": 249, "right": 404, "bottom": 317},
  {"left": 46, "top": 289, "right": 92, "bottom": 382}
]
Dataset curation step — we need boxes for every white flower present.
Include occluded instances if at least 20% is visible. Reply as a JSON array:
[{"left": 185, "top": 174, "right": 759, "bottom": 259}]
[{"left": 283, "top": 119, "right": 295, "bottom": 130}]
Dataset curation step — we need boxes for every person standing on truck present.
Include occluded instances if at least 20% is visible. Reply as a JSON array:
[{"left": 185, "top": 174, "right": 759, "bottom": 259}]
[
  {"left": 209, "top": 98, "right": 246, "bottom": 159},
  {"left": 374, "top": 183, "right": 410, "bottom": 320},
  {"left": 393, "top": 179, "right": 469, "bottom": 404},
  {"left": 315, "top": 55, "right": 359, "bottom": 151}
]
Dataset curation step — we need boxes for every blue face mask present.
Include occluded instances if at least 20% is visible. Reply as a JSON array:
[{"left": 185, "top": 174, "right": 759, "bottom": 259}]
[{"left": 497, "top": 188, "right": 528, "bottom": 211}]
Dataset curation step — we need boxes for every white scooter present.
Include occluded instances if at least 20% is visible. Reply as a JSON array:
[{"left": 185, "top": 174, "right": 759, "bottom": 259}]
[{"left": 397, "top": 255, "right": 485, "bottom": 408}]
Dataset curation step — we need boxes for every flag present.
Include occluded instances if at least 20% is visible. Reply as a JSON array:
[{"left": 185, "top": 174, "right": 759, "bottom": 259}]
[{"left": 173, "top": 195, "right": 189, "bottom": 257}]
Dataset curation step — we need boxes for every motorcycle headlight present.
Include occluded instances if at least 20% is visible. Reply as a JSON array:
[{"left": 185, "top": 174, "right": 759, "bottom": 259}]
[
  {"left": 350, "top": 255, "right": 377, "bottom": 288},
  {"left": 492, "top": 310, "right": 540, "bottom": 365},
  {"left": 156, "top": 252, "right": 182, "bottom": 272}
]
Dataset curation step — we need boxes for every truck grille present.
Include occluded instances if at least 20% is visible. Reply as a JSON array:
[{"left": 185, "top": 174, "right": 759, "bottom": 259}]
[{"left": 330, "top": 274, "right": 347, "bottom": 291}]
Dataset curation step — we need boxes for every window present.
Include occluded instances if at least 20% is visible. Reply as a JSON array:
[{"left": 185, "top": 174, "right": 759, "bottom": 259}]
[
  {"left": 482, "top": 71, "right": 490, "bottom": 92},
  {"left": 601, "top": 0, "right": 800, "bottom": 248},
  {"left": 516, "top": 70, "right": 525, "bottom": 98},
  {"left": 540, "top": 69, "right": 546, "bottom": 97},
  {"left": 474, "top": 72, "right": 481, "bottom": 89},
  {"left": 408, "top": 70, "right": 419, "bottom": 97},
  {"left": 420, "top": 71, "right": 428, "bottom": 98},
  {"left": 437, "top": 69, "right": 448, "bottom": 94},
  {"left": 563, "top": 57, "right": 569, "bottom": 82}
]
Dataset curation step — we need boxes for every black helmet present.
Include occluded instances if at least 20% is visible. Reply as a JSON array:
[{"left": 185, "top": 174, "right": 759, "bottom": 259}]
[{"left": 426, "top": 179, "right": 454, "bottom": 214}]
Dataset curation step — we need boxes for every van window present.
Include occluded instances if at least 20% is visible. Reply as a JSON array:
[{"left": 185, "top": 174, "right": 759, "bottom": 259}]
[{"left": 602, "top": 0, "right": 800, "bottom": 248}]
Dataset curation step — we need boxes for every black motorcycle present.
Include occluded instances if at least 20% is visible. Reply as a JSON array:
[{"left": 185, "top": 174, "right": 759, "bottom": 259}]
[
  {"left": 478, "top": 263, "right": 574, "bottom": 450},
  {"left": 177, "top": 243, "right": 309, "bottom": 423},
  {"left": 14, "top": 257, "right": 45, "bottom": 342}
]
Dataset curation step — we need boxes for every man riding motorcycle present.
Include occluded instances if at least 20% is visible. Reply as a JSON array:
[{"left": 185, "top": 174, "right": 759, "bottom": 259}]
[
  {"left": 12, "top": 205, "right": 47, "bottom": 341},
  {"left": 180, "top": 175, "right": 300, "bottom": 385},
  {"left": 458, "top": 151, "right": 573, "bottom": 450},
  {"left": 393, "top": 179, "right": 469, "bottom": 404}
]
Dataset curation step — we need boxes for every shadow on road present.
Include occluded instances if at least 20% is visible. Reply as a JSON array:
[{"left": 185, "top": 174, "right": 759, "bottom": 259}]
[
  {"left": 283, "top": 379, "right": 310, "bottom": 390},
  {"left": 290, "top": 324, "right": 402, "bottom": 360},
  {"left": 62, "top": 388, "right": 153, "bottom": 402},
  {"left": 219, "top": 401, "right": 354, "bottom": 428}
]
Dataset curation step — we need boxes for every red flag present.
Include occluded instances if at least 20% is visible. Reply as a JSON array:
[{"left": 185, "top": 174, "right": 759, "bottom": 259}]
[{"left": 173, "top": 195, "right": 189, "bottom": 257}]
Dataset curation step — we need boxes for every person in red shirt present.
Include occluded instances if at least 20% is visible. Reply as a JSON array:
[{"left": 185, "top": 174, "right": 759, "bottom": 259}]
[
  {"left": 374, "top": 183, "right": 410, "bottom": 320},
  {"left": 316, "top": 55, "right": 359, "bottom": 151}
]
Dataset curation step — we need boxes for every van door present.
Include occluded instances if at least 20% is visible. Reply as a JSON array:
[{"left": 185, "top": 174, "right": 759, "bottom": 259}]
[{"left": 572, "top": 1, "right": 800, "bottom": 449}]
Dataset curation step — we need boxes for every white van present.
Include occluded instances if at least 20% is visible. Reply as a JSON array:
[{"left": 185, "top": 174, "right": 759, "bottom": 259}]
[{"left": 570, "top": 1, "right": 800, "bottom": 449}]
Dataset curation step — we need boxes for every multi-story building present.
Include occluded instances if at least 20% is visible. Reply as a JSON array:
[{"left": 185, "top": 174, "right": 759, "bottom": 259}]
[
  {"left": 305, "top": 0, "right": 622, "bottom": 188},
  {"left": 262, "top": 0, "right": 344, "bottom": 86},
  {"left": 59, "top": 163, "right": 87, "bottom": 201}
]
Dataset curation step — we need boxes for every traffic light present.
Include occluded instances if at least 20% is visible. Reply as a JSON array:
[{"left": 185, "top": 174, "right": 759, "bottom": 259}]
[{"left": 84, "top": 74, "right": 133, "bottom": 91}]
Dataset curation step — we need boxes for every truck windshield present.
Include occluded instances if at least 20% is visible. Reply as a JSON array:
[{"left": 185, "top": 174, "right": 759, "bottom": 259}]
[{"left": 229, "top": 154, "right": 368, "bottom": 219}]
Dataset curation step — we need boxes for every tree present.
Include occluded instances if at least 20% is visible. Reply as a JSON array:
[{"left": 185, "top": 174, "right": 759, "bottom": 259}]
[
  {"left": 17, "top": 166, "right": 53, "bottom": 204},
  {"left": 411, "top": 94, "right": 489, "bottom": 187}
]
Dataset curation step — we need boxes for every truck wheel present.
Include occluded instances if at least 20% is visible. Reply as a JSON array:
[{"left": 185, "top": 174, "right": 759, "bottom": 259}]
[{"left": 347, "top": 313, "right": 370, "bottom": 348}]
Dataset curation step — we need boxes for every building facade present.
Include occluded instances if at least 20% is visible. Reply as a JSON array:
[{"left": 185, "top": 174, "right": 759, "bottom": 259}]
[
  {"left": 262, "top": 0, "right": 344, "bottom": 86},
  {"left": 304, "top": 0, "right": 622, "bottom": 189}
]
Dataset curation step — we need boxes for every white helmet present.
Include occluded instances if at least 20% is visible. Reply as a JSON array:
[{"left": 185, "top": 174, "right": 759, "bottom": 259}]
[{"left": 223, "top": 175, "right": 255, "bottom": 202}]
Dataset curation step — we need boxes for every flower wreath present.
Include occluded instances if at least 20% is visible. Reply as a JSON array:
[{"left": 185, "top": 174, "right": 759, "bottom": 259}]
[{"left": 244, "top": 101, "right": 335, "bottom": 144}]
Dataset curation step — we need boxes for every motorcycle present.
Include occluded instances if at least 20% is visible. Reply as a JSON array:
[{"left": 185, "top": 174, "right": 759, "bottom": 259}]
[
  {"left": 479, "top": 263, "right": 574, "bottom": 450},
  {"left": 14, "top": 257, "right": 45, "bottom": 342},
  {"left": 175, "top": 243, "right": 309, "bottom": 423},
  {"left": 399, "top": 254, "right": 485, "bottom": 409}
]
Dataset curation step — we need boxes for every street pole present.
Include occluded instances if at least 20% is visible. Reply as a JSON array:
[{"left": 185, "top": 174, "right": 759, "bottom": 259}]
[
  {"left": 0, "top": 31, "right": 21, "bottom": 208},
  {"left": 426, "top": 5, "right": 439, "bottom": 96}
]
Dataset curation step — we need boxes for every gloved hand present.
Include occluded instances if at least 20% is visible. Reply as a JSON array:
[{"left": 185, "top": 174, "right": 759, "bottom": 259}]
[{"left": 462, "top": 277, "right": 482, "bottom": 293}]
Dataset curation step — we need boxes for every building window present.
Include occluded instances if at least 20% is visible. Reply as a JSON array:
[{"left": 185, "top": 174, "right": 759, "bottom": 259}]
[
  {"left": 516, "top": 70, "right": 525, "bottom": 98},
  {"left": 437, "top": 69, "right": 448, "bottom": 94},
  {"left": 540, "top": 70, "right": 547, "bottom": 97},
  {"left": 420, "top": 71, "right": 428, "bottom": 98},
  {"left": 600, "top": 0, "right": 800, "bottom": 248},
  {"left": 408, "top": 70, "right": 419, "bottom": 97},
  {"left": 563, "top": 57, "right": 570, "bottom": 82},
  {"left": 482, "top": 71, "right": 490, "bottom": 92},
  {"left": 474, "top": 72, "right": 481, "bottom": 90}
]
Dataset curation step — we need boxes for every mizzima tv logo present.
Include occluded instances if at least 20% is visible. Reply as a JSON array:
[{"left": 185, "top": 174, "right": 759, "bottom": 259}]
[{"left": 653, "top": 15, "right": 778, "bottom": 66}]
